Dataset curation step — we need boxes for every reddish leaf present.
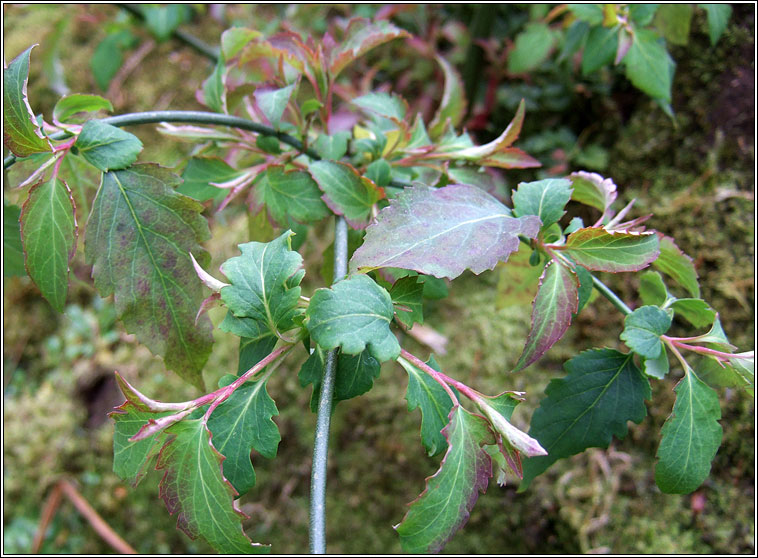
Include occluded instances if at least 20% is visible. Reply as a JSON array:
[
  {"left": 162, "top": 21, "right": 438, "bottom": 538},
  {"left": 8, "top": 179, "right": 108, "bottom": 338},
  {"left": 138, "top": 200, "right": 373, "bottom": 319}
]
[
  {"left": 329, "top": 18, "right": 410, "bottom": 78},
  {"left": 560, "top": 227, "right": 660, "bottom": 272}
]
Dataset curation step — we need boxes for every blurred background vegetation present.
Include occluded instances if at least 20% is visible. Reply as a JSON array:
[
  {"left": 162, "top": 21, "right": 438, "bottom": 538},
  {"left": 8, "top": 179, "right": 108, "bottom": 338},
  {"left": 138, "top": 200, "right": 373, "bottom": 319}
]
[{"left": 3, "top": 4, "right": 754, "bottom": 554}]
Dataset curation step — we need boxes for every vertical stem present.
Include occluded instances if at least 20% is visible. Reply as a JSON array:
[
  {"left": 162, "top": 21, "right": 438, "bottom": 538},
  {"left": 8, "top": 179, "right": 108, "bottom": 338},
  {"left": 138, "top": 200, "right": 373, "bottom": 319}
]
[{"left": 309, "top": 216, "right": 348, "bottom": 554}]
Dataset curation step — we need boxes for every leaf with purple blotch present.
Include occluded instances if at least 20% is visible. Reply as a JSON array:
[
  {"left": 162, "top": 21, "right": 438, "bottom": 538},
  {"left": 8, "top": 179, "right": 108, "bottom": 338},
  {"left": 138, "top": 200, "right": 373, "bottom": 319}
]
[
  {"left": 514, "top": 260, "right": 579, "bottom": 372},
  {"left": 349, "top": 183, "right": 541, "bottom": 280},
  {"left": 560, "top": 227, "right": 659, "bottom": 272},
  {"left": 395, "top": 406, "right": 494, "bottom": 553},
  {"left": 85, "top": 164, "right": 213, "bottom": 389}
]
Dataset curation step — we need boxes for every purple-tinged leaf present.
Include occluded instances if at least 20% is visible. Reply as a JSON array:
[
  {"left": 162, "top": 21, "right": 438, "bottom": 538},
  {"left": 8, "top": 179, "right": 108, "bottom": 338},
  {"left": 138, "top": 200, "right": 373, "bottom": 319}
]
[
  {"left": 221, "top": 28, "right": 262, "bottom": 60},
  {"left": 652, "top": 234, "right": 700, "bottom": 298},
  {"left": 512, "top": 178, "right": 573, "bottom": 229},
  {"left": 352, "top": 91, "right": 408, "bottom": 123},
  {"left": 568, "top": 171, "right": 618, "bottom": 218},
  {"left": 20, "top": 178, "right": 77, "bottom": 312},
  {"left": 395, "top": 406, "right": 493, "bottom": 553},
  {"left": 428, "top": 54, "right": 466, "bottom": 139},
  {"left": 254, "top": 82, "right": 297, "bottom": 129},
  {"left": 3, "top": 45, "right": 53, "bottom": 157},
  {"left": 615, "top": 27, "right": 634, "bottom": 64},
  {"left": 308, "top": 160, "right": 383, "bottom": 229},
  {"left": 350, "top": 184, "right": 541, "bottom": 280},
  {"left": 157, "top": 419, "right": 268, "bottom": 553},
  {"left": 110, "top": 401, "right": 170, "bottom": 487},
  {"left": 329, "top": 18, "right": 409, "bottom": 78},
  {"left": 560, "top": 227, "right": 660, "bottom": 272},
  {"left": 114, "top": 371, "right": 191, "bottom": 413},
  {"left": 514, "top": 261, "right": 579, "bottom": 372},
  {"left": 445, "top": 100, "right": 525, "bottom": 161},
  {"left": 85, "top": 164, "right": 213, "bottom": 389},
  {"left": 478, "top": 147, "right": 541, "bottom": 169}
]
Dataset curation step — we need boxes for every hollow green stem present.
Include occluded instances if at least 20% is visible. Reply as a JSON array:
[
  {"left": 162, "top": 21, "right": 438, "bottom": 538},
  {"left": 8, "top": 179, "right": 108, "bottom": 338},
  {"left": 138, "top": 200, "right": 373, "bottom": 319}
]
[{"left": 309, "top": 216, "right": 348, "bottom": 554}]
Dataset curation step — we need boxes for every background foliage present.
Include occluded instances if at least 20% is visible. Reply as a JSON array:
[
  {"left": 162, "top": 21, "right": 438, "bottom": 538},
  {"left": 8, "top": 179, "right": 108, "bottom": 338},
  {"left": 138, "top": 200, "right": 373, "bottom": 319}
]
[{"left": 3, "top": 4, "right": 754, "bottom": 554}]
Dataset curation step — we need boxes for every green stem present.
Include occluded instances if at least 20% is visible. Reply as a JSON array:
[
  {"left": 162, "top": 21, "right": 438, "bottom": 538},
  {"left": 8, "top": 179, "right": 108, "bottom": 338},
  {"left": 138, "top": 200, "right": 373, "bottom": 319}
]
[
  {"left": 590, "top": 274, "right": 633, "bottom": 316},
  {"left": 309, "top": 216, "right": 348, "bottom": 554}
]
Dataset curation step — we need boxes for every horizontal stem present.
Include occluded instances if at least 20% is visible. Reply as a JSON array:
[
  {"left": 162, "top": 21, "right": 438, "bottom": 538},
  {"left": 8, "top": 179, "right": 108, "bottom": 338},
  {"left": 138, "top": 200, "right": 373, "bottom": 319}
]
[{"left": 664, "top": 337, "right": 752, "bottom": 361}]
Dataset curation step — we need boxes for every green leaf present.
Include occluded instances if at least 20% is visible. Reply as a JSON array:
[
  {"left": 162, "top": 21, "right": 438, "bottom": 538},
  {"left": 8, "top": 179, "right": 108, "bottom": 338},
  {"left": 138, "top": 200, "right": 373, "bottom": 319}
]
[
  {"left": 110, "top": 402, "right": 170, "bottom": 487},
  {"left": 567, "top": 4, "right": 604, "bottom": 25},
  {"left": 428, "top": 54, "right": 466, "bottom": 139},
  {"left": 574, "top": 264, "right": 594, "bottom": 315},
  {"left": 20, "top": 179, "right": 77, "bottom": 312},
  {"left": 389, "top": 276, "right": 424, "bottom": 328},
  {"left": 638, "top": 270, "right": 669, "bottom": 306},
  {"left": 203, "top": 57, "right": 227, "bottom": 114},
  {"left": 329, "top": 18, "right": 409, "bottom": 79},
  {"left": 85, "top": 164, "right": 213, "bottom": 389},
  {"left": 698, "top": 4, "right": 732, "bottom": 45},
  {"left": 512, "top": 178, "right": 573, "bottom": 229},
  {"left": 655, "top": 4, "right": 693, "bottom": 46},
  {"left": 624, "top": 28, "right": 675, "bottom": 102},
  {"left": 350, "top": 184, "right": 541, "bottom": 280},
  {"left": 4, "top": 203, "right": 26, "bottom": 277},
  {"left": 308, "top": 160, "right": 382, "bottom": 229},
  {"left": 252, "top": 166, "right": 330, "bottom": 226},
  {"left": 299, "top": 346, "right": 381, "bottom": 412},
  {"left": 562, "top": 227, "right": 660, "bottom": 272},
  {"left": 671, "top": 298, "right": 716, "bottom": 328},
  {"left": 520, "top": 349, "right": 651, "bottom": 490},
  {"left": 254, "top": 83, "right": 296, "bottom": 129},
  {"left": 365, "top": 159, "right": 392, "bottom": 187},
  {"left": 221, "top": 27, "right": 262, "bottom": 59},
  {"left": 620, "top": 305, "right": 672, "bottom": 359},
  {"left": 629, "top": 4, "right": 660, "bottom": 26},
  {"left": 643, "top": 349, "right": 670, "bottom": 379},
  {"left": 581, "top": 25, "right": 618, "bottom": 75},
  {"left": 141, "top": 4, "right": 192, "bottom": 42},
  {"left": 90, "top": 30, "right": 135, "bottom": 91},
  {"left": 207, "top": 377, "right": 280, "bottom": 497},
  {"left": 3, "top": 45, "right": 53, "bottom": 157},
  {"left": 395, "top": 406, "right": 493, "bottom": 553},
  {"left": 219, "top": 231, "right": 305, "bottom": 335},
  {"left": 312, "top": 132, "right": 350, "bottom": 160},
  {"left": 508, "top": 22, "right": 557, "bottom": 74},
  {"left": 514, "top": 261, "right": 579, "bottom": 372},
  {"left": 652, "top": 234, "right": 700, "bottom": 298},
  {"left": 568, "top": 171, "right": 617, "bottom": 214},
  {"left": 697, "top": 353, "right": 754, "bottom": 394},
  {"left": 53, "top": 94, "right": 113, "bottom": 124},
  {"left": 352, "top": 92, "right": 407, "bottom": 122},
  {"left": 687, "top": 316, "right": 736, "bottom": 351},
  {"left": 74, "top": 120, "right": 143, "bottom": 171},
  {"left": 179, "top": 157, "right": 243, "bottom": 202},
  {"left": 218, "top": 313, "right": 278, "bottom": 375},
  {"left": 398, "top": 356, "right": 457, "bottom": 457},
  {"left": 306, "top": 274, "right": 400, "bottom": 362},
  {"left": 157, "top": 420, "right": 268, "bottom": 553},
  {"left": 655, "top": 368, "right": 722, "bottom": 494}
]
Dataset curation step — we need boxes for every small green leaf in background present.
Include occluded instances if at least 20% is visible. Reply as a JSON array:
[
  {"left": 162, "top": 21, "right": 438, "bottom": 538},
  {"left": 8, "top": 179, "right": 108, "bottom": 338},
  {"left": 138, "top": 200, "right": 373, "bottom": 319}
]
[
  {"left": 655, "top": 367, "right": 722, "bottom": 494},
  {"left": 52, "top": 94, "right": 113, "bottom": 124},
  {"left": 561, "top": 228, "right": 660, "bottom": 272},
  {"left": 574, "top": 264, "right": 594, "bottom": 315},
  {"left": 624, "top": 28, "right": 675, "bottom": 102},
  {"left": 629, "top": 4, "right": 660, "bottom": 26},
  {"left": 179, "top": 157, "right": 243, "bottom": 202},
  {"left": 90, "top": 29, "right": 136, "bottom": 91},
  {"left": 352, "top": 92, "right": 408, "bottom": 122},
  {"left": 389, "top": 275, "right": 424, "bottom": 328},
  {"left": 508, "top": 22, "right": 557, "bottom": 74},
  {"left": 254, "top": 83, "right": 296, "bottom": 129},
  {"left": 313, "top": 131, "right": 350, "bottom": 160},
  {"left": 3, "top": 203, "right": 26, "bottom": 277},
  {"left": 85, "top": 164, "right": 213, "bottom": 389},
  {"left": 251, "top": 166, "right": 330, "bottom": 226},
  {"left": 520, "top": 349, "right": 651, "bottom": 490},
  {"left": 298, "top": 346, "right": 381, "bottom": 412},
  {"left": 220, "top": 231, "right": 305, "bottom": 335},
  {"left": 512, "top": 178, "right": 573, "bottom": 229},
  {"left": 308, "top": 160, "right": 382, "bottom": 228},
  {"left": 697, "top": 353, "right": 754, "bottom": 395},
  {"left": 655, "top": 4, "right": 694, "bottom": 46},
  {"left": 398, "top": 356, "right": 458, "bottom": 457},
  {"left": 567, "top": 4, "right": 604, "bottom": 25},
  {"left": 670, "top": 298, "right": 716, "bottom": 328},
  {"left": 207, "top": 377, "right": 280, "bottom": 497},
  {"left": 20, "top": 179, "right": 77, "bottom": 312},
  {"left": 157, "top": 420, "right": 268, "bottom": 553},
  {"left": 365, "top": 159, "right": 392, "bottom": 187},
  {"left": 620, "top": 305, "right": 672, "bottom": 359},
  {"left": 699, "top": 4, "right": 733, "bottom": 46},
  {"left": 350, "top": 184, "right": 540, "bottom": 279},
  {"left": 581, "top": 25, "right": 618, "bottom": 75},
  {"left": 395, "top": 406, "right": 493, "bottom": 553},
  {"left": 514, "top": 261, "right": 579, "bottom": 372},
  {"left": 306, "top": 274, "right": 400, "bottom": 362},
  {"left": 638, "top": 270, "right": 670, "bottom": 306},
  {"left": 74, "top": 120, "right": 143, "bottom": 171},
  {"left": 653, "top": 234, "right": 700, "bottom": 298},
  {"left": 202, "top": 57, "right": 227, "bottom": 113},
  {"left": 221, "top": 27, "right": 262, "bottom": 60},
  {"left": 3, "top": 45, "right": 53, "bottom": 157},
  {"left": 140, "top": 4, "right": 192, "bottom": 42}
]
